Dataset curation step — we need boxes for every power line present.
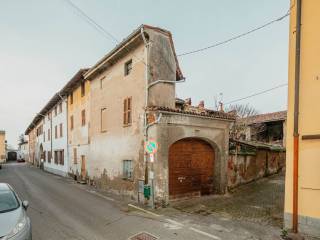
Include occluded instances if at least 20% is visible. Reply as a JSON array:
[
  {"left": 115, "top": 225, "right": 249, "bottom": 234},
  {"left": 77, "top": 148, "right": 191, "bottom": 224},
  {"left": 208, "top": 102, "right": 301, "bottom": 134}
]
[
  {"left": 177, "top": 12, "right": 289, "bottom": 57},
  {"left": 224, "top": 83, "right": 288, "bottom": 105},
  {"left": 63, "top": 0, "right": 179, "bottom": 75},
  {"left": 64, "top": 0, "right": 119, "bottom": 44}
]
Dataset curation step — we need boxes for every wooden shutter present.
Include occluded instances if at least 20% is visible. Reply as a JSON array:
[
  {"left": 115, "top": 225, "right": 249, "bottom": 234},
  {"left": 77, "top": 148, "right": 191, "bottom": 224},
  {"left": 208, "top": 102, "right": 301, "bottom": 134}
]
[
  {"left": 60, "top": 123, "right": 63, "bottom": 137},
  {"left": 123, "top": 98, "right": 128, "bottom": 125},
  {"left": 127, "top": 97, "right": 132, "bottom": 124}
]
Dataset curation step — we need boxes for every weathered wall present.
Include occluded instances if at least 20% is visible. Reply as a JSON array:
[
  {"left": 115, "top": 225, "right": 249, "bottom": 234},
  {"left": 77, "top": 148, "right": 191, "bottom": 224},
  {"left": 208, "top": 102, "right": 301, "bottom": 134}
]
[
  {"left": 228, "top": 150, "right": 285, "bottom": 188},
  {"left": 146, "top": 28, "right": 176, "bottom": 109},
  {"left": 87, "top": 43, "right": 146, "bottom": 194},
  {"left": 148, "top": 112, "right": 232, "bottom": 205},
  {"left": 28, "top": 129, "right": 36, "bottom": 164},
  {"left": 0, "top": 132, "right": 5, "bottom": 161},
  {"left": 67, "top": 80, "right": 90, "bottom": 179},
  {"left": 285, "top": 0, "right": 320, "bottom": 236}
]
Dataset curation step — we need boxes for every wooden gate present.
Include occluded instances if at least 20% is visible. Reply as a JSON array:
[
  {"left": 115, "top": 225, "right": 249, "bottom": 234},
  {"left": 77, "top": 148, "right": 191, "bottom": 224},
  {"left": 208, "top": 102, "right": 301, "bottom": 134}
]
[{"left": 169, "top": 138, "right": 215, "bottom": 199}]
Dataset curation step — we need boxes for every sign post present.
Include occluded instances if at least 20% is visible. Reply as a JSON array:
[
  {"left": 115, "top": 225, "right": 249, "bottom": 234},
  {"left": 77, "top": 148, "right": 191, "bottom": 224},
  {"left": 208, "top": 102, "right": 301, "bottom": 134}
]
[{"left": 144, "top": 139, "right": 158, "bottom": 208}]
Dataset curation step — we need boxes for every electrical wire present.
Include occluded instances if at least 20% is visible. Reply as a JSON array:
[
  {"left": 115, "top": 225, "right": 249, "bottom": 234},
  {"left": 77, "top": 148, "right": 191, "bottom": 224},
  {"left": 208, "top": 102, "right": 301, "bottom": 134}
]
[
  {"left": 224, "top": 83, "right": 288, "bottom": 105},
  {"left": 177, "top": 12, "right": 289, "bottom": 57},
  {"left": 63, "top": 0, "right": 180, "bottom": 75}
]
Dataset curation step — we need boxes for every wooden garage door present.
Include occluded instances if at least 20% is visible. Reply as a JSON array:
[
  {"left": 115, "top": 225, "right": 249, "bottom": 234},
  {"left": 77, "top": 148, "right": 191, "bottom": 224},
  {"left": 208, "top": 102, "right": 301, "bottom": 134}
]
[{"left": 169, "top": 138, "right": 215, "bottom": 199}]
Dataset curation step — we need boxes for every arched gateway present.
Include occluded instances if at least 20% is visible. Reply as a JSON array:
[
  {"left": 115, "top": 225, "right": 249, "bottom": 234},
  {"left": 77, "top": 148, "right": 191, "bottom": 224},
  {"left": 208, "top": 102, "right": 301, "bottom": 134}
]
[{"left": 169, "top": 138, "right": 215, "bottom": 199}]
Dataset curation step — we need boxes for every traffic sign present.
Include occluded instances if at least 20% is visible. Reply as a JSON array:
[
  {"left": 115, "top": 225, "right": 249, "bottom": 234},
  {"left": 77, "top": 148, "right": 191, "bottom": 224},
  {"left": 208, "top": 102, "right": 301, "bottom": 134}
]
[{"left": 145, "top": 139, "right": 158, "bottom": 154}]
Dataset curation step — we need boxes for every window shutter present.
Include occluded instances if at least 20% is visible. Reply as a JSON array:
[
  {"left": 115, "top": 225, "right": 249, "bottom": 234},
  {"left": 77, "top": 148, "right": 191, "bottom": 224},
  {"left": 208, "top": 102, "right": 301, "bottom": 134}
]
[{"left": 123, "top": 98, "right": 127, "bottom": 125}]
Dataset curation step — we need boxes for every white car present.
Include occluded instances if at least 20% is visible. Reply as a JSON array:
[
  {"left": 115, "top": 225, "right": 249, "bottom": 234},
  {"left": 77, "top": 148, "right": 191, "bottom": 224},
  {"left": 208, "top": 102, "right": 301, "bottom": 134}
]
[{"left": 0, "top": 183, "right": 32, "bottom": 239}]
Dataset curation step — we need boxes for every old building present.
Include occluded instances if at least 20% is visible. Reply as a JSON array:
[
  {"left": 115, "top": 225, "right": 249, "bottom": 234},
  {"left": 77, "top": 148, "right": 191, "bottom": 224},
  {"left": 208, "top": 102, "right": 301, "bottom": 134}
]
[
  {"left": 27, "top": 128, "right": 36, "bottom": 165},
  {"left": 239, "top": 111, "right": 287, "bottom": 147},
  {"left": 63, "top": 69, "right": 90, "bottom": 180},
  {"left": 0, "top": 130, "right": 6, "bottom": 163},
  {"left": 285, "top": 0, "right": 320, "bottom": 236},
  {"left": 25, "top": 92, "right": 69, "bottom": 176},
  {"left": 18, "top": 139, "right": 29, "bottom": 161},
  {"left": 85, "top": 25, "right": 234, "bottom": 204}
]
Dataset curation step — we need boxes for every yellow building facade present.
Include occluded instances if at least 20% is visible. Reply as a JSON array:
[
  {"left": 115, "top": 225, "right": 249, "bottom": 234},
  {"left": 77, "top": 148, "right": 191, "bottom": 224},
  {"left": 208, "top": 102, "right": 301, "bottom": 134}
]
[
  {"left": 285, "top": 0, "right": 320, "bottom": 236},
  {"left": 66, "top": 69, "right": 90, "bottom": 180}
]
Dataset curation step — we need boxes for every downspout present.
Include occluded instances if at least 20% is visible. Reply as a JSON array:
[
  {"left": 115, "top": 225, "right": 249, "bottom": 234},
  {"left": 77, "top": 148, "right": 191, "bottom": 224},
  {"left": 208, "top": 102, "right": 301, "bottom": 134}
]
[
  {"left": 141, "top": 27, "right": 150, "bottom": 185},
  {"left": 293, "top": 0, "right": 302, "bottom": 233}
]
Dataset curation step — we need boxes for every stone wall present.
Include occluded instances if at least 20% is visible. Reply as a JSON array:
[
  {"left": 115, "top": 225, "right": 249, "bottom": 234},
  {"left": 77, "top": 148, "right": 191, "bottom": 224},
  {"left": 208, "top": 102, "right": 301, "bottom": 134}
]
[{"left": 228, "top": 148, "right": 285, "bottom": 189}]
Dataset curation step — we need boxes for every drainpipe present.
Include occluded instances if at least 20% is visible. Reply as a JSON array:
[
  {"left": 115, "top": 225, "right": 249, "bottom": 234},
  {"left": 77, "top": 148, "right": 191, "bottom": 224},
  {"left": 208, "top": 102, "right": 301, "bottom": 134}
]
[
  {"left": 141, "top": 27, "right": 150, "bottom": 186},
  {"left": 293, "top": 0, "right": 302, "bottom": 233}
]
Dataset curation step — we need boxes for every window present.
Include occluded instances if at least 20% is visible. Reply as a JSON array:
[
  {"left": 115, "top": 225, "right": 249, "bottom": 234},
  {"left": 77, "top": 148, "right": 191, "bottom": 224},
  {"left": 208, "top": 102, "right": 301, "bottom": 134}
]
[
  {"left": 70, "top": 92, "right": 73, "bottom": 105},
  {"left": 48, "top": 129, "right": 50, "bottom": 141},
  {"left": 59, "top": 103, "right": 62, "bottom": 113},
  {"left": 48, "top": 112, "right": 51, "bottom": 120},
  {"left": 124, "top": 59, "right": 132, "bottom": 76},
  {"left": 70, "top": 115, "right": 74, "bottom": 130},
  {"left": 73, "top": 148, "right": 77, "bottom": 164},
  {"left": 43, "top": 151, "right": 46, "bottom": 162},
  {"left": 54, "top": 150, "right": 64, "bottom": 165},
  {"left": 123, "top": 97, "right": 132, "bottom": 126},
  {"left": 48, "top": 151, "right": 51, "bottom": 163},
  {"left": 100, "top": 76, "right": 105, "bottom": 89},
  {"left": 43, "top": 132, "right": 45, "bottom": 142},
  {"left": 81, "top": 81, "right": 85, "bottom": 97},
  {"left": 59, "top": 123, "right": 63, "bottom": 138},
  {"left": 55, "top": 125, "right": 58, "bottom": 139},
  {"left": 59, "top": 150, "right": 64, "bottom": 165},
  {"left": 54, "top": 151, "right": 58, "bottom": 164},
  {"left": 101, "top": 108, "right": 107, "bottom": 132},
  {"left": 81, "top": 110, "right": 86, "bottom": 126},
  {"left": 54, "top": 106, "right": 57, "bottom": 116},
  {"left": 123, "top": 160, "right": 133, "bottom": 180}
]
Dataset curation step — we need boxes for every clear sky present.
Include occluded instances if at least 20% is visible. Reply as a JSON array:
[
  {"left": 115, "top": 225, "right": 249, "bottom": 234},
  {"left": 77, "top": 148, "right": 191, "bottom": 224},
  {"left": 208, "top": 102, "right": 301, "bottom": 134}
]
[{"left": 0, "top": 0, "right": 289, "bottom": 147}]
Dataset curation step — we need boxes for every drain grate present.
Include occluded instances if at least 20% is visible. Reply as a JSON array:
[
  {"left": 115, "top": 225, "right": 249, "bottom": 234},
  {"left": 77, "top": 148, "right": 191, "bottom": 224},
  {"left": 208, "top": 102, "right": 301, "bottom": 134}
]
[{"left": 129, "top": 232, "right": 159, "bottom": 240}]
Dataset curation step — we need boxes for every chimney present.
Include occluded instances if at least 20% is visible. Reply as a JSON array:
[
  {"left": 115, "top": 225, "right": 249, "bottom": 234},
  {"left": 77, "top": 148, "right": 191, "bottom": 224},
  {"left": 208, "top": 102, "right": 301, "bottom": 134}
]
[
  {"left": 198, "top": 100, "right": 205, "bottom": 108},
  {"left": 185, "top": 98, "right": 191, "bottom": 105}
]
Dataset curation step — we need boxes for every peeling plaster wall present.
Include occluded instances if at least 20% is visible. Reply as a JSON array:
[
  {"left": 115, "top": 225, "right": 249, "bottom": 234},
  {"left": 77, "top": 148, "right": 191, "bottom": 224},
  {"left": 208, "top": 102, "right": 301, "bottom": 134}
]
[
  {"left": 228, "top": 150, "right": 286, "bottom": 188},
  {"left": 87, "top": 29, "right": 180, "bottom": 196},
  {"left": 147, "top": 112, "right": 232, "bottom": 205},
  {"left": 146, "top": 28, "right": 176, "bottom": 109},
  {"left": 88, "top": 43, "right": 146, "bottom": 193},
  {"left": 28, "top": 129, "right": 36, "bottom": 164}
]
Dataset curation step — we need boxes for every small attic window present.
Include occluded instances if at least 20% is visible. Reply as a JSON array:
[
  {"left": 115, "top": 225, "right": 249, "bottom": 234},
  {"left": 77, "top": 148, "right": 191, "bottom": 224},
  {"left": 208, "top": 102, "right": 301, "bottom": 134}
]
[{"left": 124, "top": 59, "right": 132, "bottom": 76}]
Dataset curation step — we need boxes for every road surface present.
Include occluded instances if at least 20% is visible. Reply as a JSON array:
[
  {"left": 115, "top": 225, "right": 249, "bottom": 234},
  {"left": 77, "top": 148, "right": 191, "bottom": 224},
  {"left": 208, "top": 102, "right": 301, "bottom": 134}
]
[{"left": 0, "top": 163, "right": 222, "bottom": 240}]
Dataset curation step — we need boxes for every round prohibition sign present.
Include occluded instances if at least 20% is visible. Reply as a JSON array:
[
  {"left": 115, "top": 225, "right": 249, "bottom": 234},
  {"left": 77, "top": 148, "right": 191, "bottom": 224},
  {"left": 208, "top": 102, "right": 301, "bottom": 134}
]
[{"left": 145, "top": 139, "right": 158, "bottom": 154}]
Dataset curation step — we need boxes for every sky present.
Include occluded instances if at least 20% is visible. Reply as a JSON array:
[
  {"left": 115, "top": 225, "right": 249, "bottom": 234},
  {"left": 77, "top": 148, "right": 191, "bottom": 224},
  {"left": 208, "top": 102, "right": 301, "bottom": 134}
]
[{"left": 0, "top": 0, "right": 289, "bottom": 147}]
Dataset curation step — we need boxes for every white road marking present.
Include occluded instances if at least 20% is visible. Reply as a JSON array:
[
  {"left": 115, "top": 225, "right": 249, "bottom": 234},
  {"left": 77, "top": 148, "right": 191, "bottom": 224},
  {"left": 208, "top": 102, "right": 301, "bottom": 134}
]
[
  {"left": 189, "top": 227, "right": 221, "bottom": 240},
  {"left": 127, "top": 204, "right": 161, "bottom": 217},
  {"left": 127, "top": 204, "right": 221, "bottom": 239},
  {"left": 86, "top": 190, "right": 115, "bottom": 202},
  {"left": 165, "top": 219, "right": 184, "bottom": 226}
]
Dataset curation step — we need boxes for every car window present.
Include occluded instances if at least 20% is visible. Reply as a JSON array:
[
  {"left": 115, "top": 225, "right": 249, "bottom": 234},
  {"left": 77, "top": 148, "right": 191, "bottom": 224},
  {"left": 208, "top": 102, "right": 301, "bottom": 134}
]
[{"left": 0, "top": 190, "right": 20, "bottom": 213}]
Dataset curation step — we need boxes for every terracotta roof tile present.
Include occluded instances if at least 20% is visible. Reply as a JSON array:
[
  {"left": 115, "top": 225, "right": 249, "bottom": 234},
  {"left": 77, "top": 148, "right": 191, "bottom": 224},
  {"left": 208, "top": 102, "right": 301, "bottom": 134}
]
[
  {"left": 240, "top": 111, "right": 287, "bottom": 125},
  {"left": 148, "top": 106, "right": 236, "bottom": 120}
]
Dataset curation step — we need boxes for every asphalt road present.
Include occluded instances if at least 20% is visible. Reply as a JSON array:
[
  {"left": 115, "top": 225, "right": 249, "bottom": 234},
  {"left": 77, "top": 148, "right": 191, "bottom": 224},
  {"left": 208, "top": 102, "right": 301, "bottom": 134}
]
[{"left": 0, "top": 163, "right": 220, "bottom": 240}]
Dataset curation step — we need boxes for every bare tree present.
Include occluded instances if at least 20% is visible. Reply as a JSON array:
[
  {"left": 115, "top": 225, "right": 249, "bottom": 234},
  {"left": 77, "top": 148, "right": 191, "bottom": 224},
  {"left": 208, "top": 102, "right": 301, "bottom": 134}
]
[
  {"left": 224, "top": 103, "right": 259, "bottom": 140},
  {"left": 225, "top": 103, "right": 259, "bottom": 118},
  {"left": 18, "top": 134, "right": 25, "bottom": 145}
]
